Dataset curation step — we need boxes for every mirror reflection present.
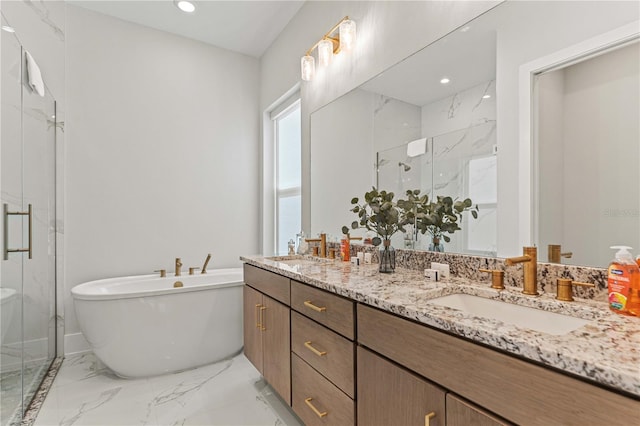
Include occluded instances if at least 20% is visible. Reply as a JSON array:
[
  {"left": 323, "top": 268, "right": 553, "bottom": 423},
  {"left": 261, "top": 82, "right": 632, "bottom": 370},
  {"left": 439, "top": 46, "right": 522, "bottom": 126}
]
[
  {"left": 310, "top": 1, "right": 639, "bottom": 268},
  {"left": 535, "top": 40, "right": 639, "bottom": 268}
]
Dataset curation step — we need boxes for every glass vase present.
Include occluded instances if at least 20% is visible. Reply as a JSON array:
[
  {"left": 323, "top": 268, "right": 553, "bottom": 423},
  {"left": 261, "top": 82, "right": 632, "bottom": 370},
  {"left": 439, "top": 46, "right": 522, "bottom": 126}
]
[
  {"left": 379, "top": 239, "right": 396, "bottom": 273},
  {"left": 428, "top": 237, "right": 444, "bottom": 252}
]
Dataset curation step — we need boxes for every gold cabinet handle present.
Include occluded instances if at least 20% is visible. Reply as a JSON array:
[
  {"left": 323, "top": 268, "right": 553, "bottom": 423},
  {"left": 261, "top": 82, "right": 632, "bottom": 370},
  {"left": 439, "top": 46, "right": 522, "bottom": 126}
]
[
  {"left": 425, "top": 412, "right": 436, "bottom": 426},
  {"left": 255, "top": 304, "right": 262, "bottom": 329},
  {"left": 304, "top": 300, "right": 327, "bottom": 312},
  {"left": 304, "top": 397, "right": 327, "bottom": 418},
  {"left": 259, "top": 306, "right": 266, "bottom": 331},
  {"left": 304, "top": 341, "right": 327, "bottom": 357}
]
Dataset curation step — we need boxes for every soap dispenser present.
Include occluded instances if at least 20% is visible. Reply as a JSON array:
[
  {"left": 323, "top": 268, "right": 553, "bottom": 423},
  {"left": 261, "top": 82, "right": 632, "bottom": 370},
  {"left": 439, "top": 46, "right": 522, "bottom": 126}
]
[{"left": 607, "top": 246, "right": 640, "bottom": 315}]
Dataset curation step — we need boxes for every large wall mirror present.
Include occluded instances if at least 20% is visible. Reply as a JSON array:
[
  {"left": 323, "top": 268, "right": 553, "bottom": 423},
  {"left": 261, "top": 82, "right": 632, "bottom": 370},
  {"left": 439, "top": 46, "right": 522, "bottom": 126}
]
[
  {"left": 531, "top": 30, "right": 639, "bottom": 268},
  {"left": 310, "top": 1, "right": 639, "bottom": 268}
]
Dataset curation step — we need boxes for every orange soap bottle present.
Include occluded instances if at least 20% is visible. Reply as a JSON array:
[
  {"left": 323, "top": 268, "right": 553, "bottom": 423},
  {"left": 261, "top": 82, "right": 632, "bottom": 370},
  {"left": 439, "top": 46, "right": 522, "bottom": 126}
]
[
  {"left": 628, "top": 255, "right": 640, "bottom": 316},
  {"left": 340, "top": 237, "right": 350, "bottom": 262},
  {"left": 607, "top": 246, "right": 640, "bottom": 315}
]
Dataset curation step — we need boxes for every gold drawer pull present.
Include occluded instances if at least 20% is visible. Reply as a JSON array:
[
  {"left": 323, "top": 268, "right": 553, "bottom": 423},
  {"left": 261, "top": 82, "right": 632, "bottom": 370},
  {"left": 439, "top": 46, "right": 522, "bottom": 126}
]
[
  {"left": 304, "top": 341, "right": 327, "bottom": 357},
  {"left": 259, "top": 306, "right": 267, "bottom": 331},
  {"left": 304, "top": 300, "right": 327, "bottom": 312},
  {"left": 255, "top": 304, "right": 262, "bottom": 329},
  {"left": 425, "top": 412, "right": 436, "bottom": 426},
  {"left": 304, "top": 397, "right": 327, "bottom": 418}
]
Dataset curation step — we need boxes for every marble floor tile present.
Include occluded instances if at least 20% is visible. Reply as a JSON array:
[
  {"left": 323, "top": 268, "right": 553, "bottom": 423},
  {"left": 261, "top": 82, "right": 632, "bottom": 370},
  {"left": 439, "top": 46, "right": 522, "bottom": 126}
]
[{"left": 33, "top": 352, "right": 301, "bottom": 426}]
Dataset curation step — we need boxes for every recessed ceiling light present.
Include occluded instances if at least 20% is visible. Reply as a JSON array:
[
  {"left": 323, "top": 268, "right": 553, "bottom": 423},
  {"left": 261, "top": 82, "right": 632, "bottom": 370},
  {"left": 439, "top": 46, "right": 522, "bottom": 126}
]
[
  {"left": 175, "top": 1, "right": 195, "bottom": 13},
  {"left": 1, "top": 25, "right": 15, "bottom": 33},
  {"left": 483, "top": 94, "right": 491, "bottom": 99},
  {"left": 440, "top": 78, "right": 450, "bottom": 84}
]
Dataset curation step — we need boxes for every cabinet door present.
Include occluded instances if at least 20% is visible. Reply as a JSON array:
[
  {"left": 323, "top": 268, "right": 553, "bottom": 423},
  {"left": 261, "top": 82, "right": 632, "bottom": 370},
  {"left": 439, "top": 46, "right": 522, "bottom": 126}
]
[
  {"left": 446, "top": 394, "right": 512, "bottom": 426},
  {"left": 357, "top": 346, "right": 445, "bottom": 426},
  {"left": 243, "top": 285, "right": 263, "bottom": 372},
  {"left": 262, "top": 295, "right": 291, "bottom": 405}
]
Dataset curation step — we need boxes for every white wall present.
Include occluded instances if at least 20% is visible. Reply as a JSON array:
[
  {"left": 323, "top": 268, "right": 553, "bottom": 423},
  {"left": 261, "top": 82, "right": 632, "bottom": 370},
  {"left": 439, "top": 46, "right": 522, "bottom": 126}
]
[
  {"left": 259, "top": 0, "right": 502, "bottom": 237},
  {"left": 310, "top": 89, "right": 374, "bottom": 239},
  {"left": 64, "top": 6, "right": 259, "bottom": 343}
]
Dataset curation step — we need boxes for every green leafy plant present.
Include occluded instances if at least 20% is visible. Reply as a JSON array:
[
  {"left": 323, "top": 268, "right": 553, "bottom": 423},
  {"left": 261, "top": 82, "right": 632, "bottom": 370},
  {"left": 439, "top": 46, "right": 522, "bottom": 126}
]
[
  {"left": 398, "top": 190, "right": 479, "bottom": 243},
  {"left": 341, "top": 187, "right": 408, "bottom": 246}
]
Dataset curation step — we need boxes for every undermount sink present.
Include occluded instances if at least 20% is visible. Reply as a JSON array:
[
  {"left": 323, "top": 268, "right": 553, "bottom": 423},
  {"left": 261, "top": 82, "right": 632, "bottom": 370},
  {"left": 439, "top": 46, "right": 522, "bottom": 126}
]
[{"left": 427, "top": 293, "right": 590, "bottom": 335}]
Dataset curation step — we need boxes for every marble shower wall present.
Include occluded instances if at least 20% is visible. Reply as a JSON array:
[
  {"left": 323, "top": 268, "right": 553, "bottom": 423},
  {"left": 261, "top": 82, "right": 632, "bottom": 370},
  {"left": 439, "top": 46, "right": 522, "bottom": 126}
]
[
  {"left": 0, "top": 0, "right": 66, "bottom": 357},
  {"left": 376, "top": 80, "right": 497, "bottom": 254}
]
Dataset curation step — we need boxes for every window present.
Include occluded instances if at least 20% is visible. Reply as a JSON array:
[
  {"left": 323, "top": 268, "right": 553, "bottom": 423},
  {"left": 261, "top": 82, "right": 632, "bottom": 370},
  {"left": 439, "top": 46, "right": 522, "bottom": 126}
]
[
  {"left": 274, "top": 101, "right": 301, "bottom": 255},
  {"left": 467, "top": 155, "right": 497, "bottom": 255}
]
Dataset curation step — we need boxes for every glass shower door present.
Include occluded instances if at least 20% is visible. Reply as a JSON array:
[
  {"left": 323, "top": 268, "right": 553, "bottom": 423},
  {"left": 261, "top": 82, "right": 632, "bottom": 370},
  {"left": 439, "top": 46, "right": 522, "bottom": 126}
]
[
  {"left": 20, "top": 57, "right": 57, "bottom": 412},
  {"left": 1, "top": 18, "right": 26, "bottom": 425},
  {"left": 0, "top": 14, "right": 57, "bottom": 424}
]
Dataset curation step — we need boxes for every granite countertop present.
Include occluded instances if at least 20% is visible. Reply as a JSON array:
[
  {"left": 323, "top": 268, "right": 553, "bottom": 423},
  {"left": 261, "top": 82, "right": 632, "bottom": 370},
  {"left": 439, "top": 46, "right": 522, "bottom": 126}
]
[{"left": 240, "top": 255, "right": 640, "bottom": 398}]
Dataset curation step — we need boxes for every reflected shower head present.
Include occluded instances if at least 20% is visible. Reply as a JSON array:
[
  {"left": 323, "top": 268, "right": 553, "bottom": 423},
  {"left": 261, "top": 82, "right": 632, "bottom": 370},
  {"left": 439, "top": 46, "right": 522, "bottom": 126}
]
[{"left": 399, "top": 162, "right": 411, "bottom": 172}]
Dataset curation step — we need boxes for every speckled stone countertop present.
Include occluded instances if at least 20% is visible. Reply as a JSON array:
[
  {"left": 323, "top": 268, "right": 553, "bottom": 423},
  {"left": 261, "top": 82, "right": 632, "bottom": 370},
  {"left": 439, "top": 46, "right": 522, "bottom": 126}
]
[{"left": 240, "top": 255, "right": 640, "bottom": 398}]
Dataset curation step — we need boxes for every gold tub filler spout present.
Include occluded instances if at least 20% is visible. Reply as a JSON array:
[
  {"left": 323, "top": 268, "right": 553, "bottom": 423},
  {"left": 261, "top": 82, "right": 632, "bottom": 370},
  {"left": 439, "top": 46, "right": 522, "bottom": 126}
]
[{"left": 201, "top": 253, "right": 212, "bottom": 274}]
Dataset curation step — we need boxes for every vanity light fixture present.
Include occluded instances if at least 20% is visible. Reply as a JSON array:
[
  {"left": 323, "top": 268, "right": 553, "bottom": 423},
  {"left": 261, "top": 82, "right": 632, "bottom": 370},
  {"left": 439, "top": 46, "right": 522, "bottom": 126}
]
[
  {"left": 440, "top": 77, "right": 451, "bottom": 84},
  {"left": 174, "top": 0, "right": 195, "bottom": 13},
  {"left": 301, "top": 16, "right": 356, "bottom": 81}
]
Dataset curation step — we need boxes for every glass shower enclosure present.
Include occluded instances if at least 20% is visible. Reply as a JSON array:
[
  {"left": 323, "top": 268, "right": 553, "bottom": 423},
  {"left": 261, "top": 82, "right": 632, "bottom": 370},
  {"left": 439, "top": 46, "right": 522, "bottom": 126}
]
[
  {"left": 1, "top": 13, "right": 57, "bottom": 426},
  {"left": 377, "top": 122, "right": 497, "bottom": 256}
]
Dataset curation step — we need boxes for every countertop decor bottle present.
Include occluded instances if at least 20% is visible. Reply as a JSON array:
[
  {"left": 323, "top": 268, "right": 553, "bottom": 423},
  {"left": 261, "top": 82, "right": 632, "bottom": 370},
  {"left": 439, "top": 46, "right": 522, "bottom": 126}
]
[
  {"left": 628, "top": 255, "right": 640, "bottom": 316},
  {"left": 341, "top": 237, "right": 351, "bottom": 262},
  {"left": 607, "top": 246, "right": 639, "bottom": 315}
]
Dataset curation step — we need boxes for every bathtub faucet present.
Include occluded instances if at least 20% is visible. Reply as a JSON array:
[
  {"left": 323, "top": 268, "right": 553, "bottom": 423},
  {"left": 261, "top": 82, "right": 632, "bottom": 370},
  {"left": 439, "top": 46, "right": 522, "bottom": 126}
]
[
  {"left": 201, "top": 253, "right": 212, "bottom": 274},
  {"left": 175, "top": 258, "right": 182, "bottom": 277}
]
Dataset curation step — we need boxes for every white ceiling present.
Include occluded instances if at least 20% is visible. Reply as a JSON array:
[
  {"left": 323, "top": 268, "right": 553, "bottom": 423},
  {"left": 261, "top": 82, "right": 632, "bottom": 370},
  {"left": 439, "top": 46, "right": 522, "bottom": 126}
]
[
  {"left": 360, "top": 12, "right": 498, "bottom": 107},
  {"left": 71, "top": 0, "right": 305, "bottom": 58}
]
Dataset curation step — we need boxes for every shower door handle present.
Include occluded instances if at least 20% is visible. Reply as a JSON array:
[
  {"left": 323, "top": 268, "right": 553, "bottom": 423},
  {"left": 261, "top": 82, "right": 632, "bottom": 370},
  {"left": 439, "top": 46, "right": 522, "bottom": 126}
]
[{"left": 4, "top": 203, "right": 32, "bottom": 260}]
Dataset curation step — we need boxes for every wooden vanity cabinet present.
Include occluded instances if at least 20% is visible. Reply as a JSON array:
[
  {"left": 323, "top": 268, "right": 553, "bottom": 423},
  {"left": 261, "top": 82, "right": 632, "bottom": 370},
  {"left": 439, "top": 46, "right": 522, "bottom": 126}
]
[
  {"left": 290, "top": 280, "right": 356, "bottom": 425},
  {"left": 243, "top": 265, "right": 291, "bottom": 405},
  {"left": 446, "top": 394, "right": 511, "bottom": 426},
  {"left": 357, "top": 303, "right": 639, "bottom": 426},
  {"left": 358, "top": 346, "right": 446, "bottom": 426}
]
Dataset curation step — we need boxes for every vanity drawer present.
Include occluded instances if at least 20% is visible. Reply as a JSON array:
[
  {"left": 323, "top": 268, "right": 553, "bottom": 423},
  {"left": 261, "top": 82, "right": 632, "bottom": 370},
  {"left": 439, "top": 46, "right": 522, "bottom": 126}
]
[
  {"left": 291, "top": 311, "right": 355, "bottom": 398},
  {"left": 243, "top": 264, "right": 290, "bottom": 305},
  {"left": 291, "top": 353, "right": 355, "bottom": 426},
  {"left": 291, "top": 280, "right": 354, "bottom": 339}
]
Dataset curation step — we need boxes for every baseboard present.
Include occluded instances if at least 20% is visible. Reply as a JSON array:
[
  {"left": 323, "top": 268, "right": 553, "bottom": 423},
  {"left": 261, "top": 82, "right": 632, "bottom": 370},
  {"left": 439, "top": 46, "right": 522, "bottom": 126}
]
[{"left": 64, "top": 332, "right": 90, "bottom": 355}]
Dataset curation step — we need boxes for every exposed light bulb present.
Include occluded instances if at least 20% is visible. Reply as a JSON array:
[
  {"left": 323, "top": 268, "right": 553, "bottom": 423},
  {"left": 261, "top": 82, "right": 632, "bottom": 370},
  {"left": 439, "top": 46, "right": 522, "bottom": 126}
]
[
  {"left": 176, "top": 1, "right": 195, "bottom": 13},
  {"left": 440, "top": 77, "right": 450, "bottom": 84},
  {"left": 318, "top": 39, "right": 333, "bottom": 67},
  {"left": 301, "top": 55, "right": 315, "bottom": 81},
  {"left": 339, "top": 19, "right": 357, "bottom": 52}
]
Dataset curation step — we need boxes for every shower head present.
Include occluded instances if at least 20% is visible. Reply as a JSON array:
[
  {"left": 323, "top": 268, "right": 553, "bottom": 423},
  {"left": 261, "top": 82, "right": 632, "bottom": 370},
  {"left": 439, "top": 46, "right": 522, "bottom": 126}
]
[{"left": 399, "top": 162, "right": 411, "bottom": 172}]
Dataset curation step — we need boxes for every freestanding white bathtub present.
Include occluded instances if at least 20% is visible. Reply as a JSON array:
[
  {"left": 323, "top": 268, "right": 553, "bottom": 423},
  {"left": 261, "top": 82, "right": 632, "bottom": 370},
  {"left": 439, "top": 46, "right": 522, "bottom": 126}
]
[{"left": 72, "top": 268, "right": 243, "bottom": 378}]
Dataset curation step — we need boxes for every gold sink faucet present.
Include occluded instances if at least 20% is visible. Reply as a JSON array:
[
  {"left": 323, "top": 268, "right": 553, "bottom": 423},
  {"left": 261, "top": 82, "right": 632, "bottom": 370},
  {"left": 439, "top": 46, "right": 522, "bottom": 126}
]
[
  {"left": 305, "top": 233, "right": 327, "bottom": 258},
  {"left": 505, "top": 246, "right": 538, "bottom": 295},
  {"left": 548, "top": 244, "right": 573, "bottom": 263},
  {"left": 175, "top": 257, "right": 182, "bottom": 277}
]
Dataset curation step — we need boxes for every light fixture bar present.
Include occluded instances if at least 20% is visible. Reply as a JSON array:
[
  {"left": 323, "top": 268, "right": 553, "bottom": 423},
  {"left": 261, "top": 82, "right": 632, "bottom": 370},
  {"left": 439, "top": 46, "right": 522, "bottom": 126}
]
[
  {"left": 301, "top": 16, "right": 356, "bottom": 81},
  {"left": 305, "top": 16, "right": 350, "bottom": 56}
]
